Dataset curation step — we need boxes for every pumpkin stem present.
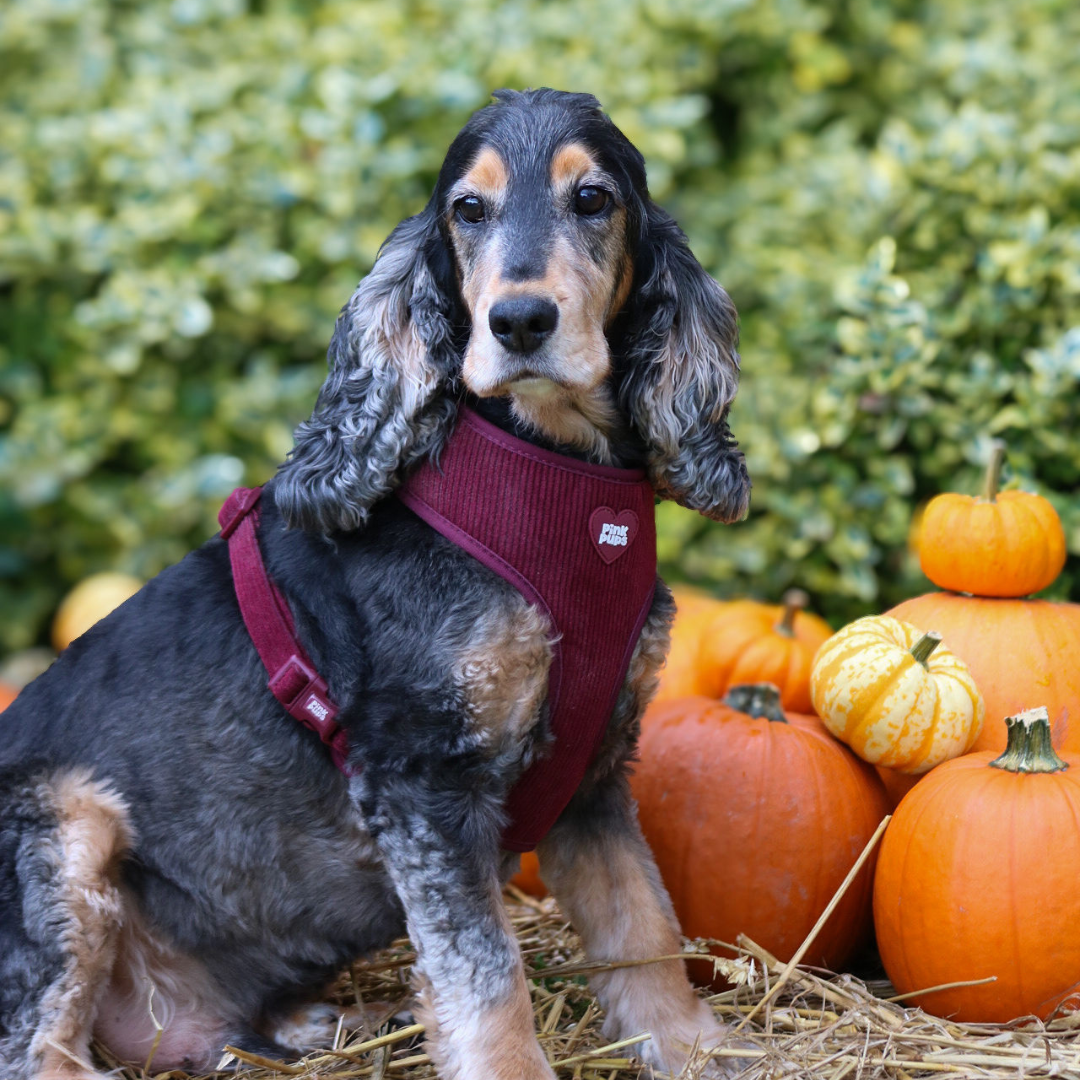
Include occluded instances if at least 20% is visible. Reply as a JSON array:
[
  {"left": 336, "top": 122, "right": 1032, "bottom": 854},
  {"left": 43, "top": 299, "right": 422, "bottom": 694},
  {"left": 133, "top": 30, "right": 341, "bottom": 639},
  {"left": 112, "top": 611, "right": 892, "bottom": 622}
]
[
  {"left": 909, "top": 631, "right": 943, "bottom": 668},
  {"left": 776, "top": 589, "right": 807, "bottom": 638},
  {"left": 989, "top": 707, "right": 1068, "bottom": 774},
  {"left": 722, "top": 683, "right": 787, "bottom": 723},
  {"left": 981, "top": 440, "right": 1007, "bottom": 503}
]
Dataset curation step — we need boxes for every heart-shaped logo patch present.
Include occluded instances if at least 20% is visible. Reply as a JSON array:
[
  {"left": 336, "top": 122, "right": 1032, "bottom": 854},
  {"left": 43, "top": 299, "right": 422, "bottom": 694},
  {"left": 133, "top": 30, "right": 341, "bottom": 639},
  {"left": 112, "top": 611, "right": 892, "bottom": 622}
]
[{"left": 588, "top": 507, "right": 640, "bottom": 564}]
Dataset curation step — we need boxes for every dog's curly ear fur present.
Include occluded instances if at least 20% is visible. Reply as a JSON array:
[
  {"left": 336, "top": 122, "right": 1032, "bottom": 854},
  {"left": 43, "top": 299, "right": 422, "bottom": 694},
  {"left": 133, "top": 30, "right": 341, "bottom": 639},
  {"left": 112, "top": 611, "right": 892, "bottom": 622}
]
[
  {"left": 275, "top": 209, "right": 460, "bottom": 533},
  {"left": 618, "top": 204, "right": 751, "bottom": 524}
]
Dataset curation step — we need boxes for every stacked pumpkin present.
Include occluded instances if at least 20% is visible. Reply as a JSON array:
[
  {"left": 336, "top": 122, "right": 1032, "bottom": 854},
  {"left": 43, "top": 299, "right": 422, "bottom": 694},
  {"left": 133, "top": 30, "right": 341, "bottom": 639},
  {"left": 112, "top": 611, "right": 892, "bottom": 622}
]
[
  {"left": 889, "top": 441, "right": 1080, "bottom": 753},
  {"left": 810, "top": 443, "right": 1080, "bottom": 1022}
]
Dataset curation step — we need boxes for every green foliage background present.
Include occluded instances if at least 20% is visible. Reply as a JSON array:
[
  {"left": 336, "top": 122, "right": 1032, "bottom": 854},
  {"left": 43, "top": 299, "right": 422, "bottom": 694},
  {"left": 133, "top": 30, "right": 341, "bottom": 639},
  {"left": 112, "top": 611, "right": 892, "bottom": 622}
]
[{"left": 2, "top": 0, "right": 1079, "bottom": 652}]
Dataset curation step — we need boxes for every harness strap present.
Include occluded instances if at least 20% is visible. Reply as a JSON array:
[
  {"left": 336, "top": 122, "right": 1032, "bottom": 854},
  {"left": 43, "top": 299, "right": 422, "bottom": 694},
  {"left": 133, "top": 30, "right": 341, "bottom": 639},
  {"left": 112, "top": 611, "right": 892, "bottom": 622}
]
[{"left": 219, "top": 487, "right": 354, "bottom": 774}]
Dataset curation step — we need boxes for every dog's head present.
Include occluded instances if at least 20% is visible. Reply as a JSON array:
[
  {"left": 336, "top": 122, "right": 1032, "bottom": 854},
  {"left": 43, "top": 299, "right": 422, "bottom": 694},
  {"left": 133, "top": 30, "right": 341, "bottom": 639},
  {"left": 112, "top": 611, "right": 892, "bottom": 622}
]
[{"left": 277, "top": 88, "right": 750, "bottom": 533}]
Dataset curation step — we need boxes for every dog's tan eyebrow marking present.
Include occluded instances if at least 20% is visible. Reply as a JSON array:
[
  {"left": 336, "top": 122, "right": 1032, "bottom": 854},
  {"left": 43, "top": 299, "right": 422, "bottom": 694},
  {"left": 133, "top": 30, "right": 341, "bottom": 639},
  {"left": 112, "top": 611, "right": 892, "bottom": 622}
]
[
  {"left": 459, "top": 146, "right": 510, "bottom": 201},
  {"left": 550, "top": 142, "right": 598, "bottom": 187}
]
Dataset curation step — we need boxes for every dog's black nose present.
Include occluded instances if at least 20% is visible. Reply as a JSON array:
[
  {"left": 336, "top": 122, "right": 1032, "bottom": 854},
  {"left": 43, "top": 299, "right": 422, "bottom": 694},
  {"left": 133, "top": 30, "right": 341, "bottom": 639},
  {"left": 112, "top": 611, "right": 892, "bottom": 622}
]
[{"left": 488, "top": 296, "right": 558, "bottom": 354}]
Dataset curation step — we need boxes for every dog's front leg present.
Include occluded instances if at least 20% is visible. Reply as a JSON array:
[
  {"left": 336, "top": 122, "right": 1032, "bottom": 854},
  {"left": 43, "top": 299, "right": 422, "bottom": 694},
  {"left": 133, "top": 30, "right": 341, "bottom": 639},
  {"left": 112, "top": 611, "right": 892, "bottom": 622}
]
[
  {"left": 366, "top": 780, "right": 554, "bottom": 1080},
  {"left": 537, "top": 774, "right": 738, "bottom": 1077}
]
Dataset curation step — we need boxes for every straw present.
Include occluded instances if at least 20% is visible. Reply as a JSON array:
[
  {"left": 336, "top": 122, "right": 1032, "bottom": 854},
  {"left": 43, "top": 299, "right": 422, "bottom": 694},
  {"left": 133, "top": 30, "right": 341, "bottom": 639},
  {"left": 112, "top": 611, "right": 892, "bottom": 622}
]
[{"left": 94, "top": 877, "right": 1080, "bottom": 1080}]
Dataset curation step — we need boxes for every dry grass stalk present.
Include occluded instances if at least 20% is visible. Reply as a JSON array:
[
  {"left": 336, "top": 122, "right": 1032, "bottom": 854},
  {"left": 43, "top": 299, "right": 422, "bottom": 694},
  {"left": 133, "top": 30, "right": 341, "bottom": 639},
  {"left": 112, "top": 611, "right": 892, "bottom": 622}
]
[{"left": 97, "top": 894, "right": 1080, "bottom": 1080}]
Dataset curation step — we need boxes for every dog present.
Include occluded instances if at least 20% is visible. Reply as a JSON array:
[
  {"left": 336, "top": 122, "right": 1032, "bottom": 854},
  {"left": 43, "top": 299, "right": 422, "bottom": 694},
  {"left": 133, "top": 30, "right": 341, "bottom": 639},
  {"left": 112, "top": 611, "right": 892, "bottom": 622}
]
[{"left": 0, "top": 88, "right": 750, "bottom": 1080}]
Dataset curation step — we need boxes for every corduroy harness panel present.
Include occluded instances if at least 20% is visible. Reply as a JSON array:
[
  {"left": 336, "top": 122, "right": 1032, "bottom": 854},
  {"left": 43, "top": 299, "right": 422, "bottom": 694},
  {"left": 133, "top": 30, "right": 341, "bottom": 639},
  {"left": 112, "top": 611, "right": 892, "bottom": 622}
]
[{"left": 397, "top": 407, "right": 657, "bottom": 852}]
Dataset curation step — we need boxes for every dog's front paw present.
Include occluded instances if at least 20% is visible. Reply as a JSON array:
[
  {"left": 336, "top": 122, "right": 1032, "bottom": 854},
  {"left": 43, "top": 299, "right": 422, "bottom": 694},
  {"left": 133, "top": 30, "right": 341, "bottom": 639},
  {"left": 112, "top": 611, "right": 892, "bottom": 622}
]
[{"left": 636, "top": 1000, "right": 756, "bottom": 1078}]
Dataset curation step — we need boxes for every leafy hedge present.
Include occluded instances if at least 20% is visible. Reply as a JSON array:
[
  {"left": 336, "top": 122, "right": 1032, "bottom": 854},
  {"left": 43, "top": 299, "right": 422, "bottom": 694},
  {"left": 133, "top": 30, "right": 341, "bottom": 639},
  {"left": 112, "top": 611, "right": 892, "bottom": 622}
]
[{"left": 2, "top": 0, "right": 1078, "bottom": 651}]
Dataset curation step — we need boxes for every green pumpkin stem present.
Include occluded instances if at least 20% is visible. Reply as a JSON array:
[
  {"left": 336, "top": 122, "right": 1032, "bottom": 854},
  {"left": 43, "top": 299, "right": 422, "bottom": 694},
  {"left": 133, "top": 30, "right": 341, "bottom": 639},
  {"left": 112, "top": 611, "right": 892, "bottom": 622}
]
[
  {"left": 989, "top": 707, "right": 1068, "bottom": 774},
  {"left": 981, "top": 440, "right": 1007, "bottom": 503},
  {"left": 776, "top": 589, "right": 808, "bottom": 638},
  {"left": 723, "top": 683, "right": 787, "bottom": 723},
  {"left": 909, "top": 631, "right": 943, "bottom": 668}
]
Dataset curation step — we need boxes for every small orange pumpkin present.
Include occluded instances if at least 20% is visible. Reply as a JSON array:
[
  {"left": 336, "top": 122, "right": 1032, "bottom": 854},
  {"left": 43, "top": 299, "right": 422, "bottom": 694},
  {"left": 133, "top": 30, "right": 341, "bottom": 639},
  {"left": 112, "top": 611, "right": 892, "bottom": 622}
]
[
  {"left": 653, "top": 586, "right": 729, "bottom": 702},
  {"left": 874, "top": 707, "right": 1080, "bottom": 1022},
  {"left": 508, "top": 851, "right": 547, "bottom": 899},
  {"left": 810, "top": 614, "right": 984, "bottom": 774},
  {"left": 919, "top": 441, "right": 1066, "bottom": 598},
  {"left": 633, "top": 684, "right": 888, "bottom": 986},
  {"left": 695, "top": 590, "right": 833, "bottom": 713}
]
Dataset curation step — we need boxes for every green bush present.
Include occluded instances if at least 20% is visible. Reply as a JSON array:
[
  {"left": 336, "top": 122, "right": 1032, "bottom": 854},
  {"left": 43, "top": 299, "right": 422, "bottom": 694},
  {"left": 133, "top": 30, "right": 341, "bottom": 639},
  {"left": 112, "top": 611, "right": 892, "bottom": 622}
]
[{"left": 2, "top": 0, "right": 1078, "bottom": 651}]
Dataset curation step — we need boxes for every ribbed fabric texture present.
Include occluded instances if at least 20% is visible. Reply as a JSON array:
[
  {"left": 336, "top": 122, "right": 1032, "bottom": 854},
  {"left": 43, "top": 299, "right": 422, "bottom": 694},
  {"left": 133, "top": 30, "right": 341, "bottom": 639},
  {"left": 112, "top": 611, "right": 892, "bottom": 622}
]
[{"left": 398, "top": 407, "right": 657, "bottom": 851}]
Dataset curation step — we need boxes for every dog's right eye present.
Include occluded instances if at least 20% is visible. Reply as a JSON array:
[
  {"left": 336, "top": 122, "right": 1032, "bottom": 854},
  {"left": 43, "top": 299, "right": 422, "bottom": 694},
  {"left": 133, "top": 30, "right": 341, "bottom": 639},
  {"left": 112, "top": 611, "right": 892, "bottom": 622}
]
[{"left": 455, "top": 196, "right": 486, "bottom": 224}]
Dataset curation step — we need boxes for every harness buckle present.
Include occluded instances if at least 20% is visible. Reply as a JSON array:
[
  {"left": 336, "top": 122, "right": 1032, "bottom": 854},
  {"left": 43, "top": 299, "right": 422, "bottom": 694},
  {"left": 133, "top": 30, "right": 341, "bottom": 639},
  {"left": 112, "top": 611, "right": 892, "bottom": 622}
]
[{"left": 269, "top": 655, "right": 341, "bottom": 740}]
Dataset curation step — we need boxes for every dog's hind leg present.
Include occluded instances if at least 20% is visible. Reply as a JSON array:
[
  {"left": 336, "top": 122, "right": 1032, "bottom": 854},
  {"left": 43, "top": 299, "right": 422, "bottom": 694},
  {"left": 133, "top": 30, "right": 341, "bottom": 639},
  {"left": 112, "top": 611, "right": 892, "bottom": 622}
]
[{"left": 0, "top": 769, "right": 131, "bottom": 1080}]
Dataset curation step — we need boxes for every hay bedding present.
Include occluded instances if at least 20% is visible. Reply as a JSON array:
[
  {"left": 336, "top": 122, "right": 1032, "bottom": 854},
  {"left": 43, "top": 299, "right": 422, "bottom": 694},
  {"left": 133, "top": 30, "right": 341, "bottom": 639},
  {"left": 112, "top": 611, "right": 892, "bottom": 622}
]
[{"left": 96, "top": 882, "right": 1080, "bottom": 1080}]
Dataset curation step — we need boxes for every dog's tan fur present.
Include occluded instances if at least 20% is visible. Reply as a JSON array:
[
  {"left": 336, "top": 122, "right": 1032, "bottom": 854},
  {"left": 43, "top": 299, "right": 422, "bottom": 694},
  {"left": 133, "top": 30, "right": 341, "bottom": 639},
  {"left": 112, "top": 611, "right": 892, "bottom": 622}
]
[
  {"left": 455, "top": 593, "right": 553, "bottom": 753},
  {"left": 29, "top": 774, "right": 130, "bottom": 1080}
]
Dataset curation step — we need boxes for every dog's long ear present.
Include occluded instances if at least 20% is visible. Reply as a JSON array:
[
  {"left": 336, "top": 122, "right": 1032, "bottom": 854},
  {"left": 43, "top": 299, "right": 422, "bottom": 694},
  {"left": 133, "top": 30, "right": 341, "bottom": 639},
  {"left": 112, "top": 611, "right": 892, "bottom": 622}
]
[
  {"left": 275, "top": 208, "right": 459, "bottom": 533},
  {"left": 618, "top": 204, "right": 750, "bottom": 524}
]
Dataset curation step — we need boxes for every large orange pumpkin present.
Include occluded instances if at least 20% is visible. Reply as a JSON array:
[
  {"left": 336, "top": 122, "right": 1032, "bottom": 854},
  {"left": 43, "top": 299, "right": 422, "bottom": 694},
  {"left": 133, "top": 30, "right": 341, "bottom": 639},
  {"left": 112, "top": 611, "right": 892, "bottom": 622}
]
[
  {"left": 889, "top": 592, "right": 1080, "bottom": 754},
  {"left": 919, "top": 442, "right": 1066, "bottom": 598},
  {"left": 695, "top": 591, "right": 833, "bottom": 713},
  {"left": 633, "top": 684, "right": 889, "bottom": 986},
  {"left": 874, "top": 707, "right": 1080, "bottom": 1022}
]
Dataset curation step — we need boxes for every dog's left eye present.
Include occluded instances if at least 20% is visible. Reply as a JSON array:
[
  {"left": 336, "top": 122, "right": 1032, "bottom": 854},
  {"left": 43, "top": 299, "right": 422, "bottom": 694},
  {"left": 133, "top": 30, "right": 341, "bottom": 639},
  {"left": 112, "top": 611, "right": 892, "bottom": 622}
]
[
  {"left": 455, "top": 196, "right": 486, "bottom": 224},
  {"left": 574, "top": 186, "right": 609, "bottom": 216}
]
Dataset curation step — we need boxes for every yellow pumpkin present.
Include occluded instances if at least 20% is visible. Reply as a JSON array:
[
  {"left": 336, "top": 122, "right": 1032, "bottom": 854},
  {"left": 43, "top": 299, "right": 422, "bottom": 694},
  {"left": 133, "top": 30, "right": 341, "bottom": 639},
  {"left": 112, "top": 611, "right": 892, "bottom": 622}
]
[
  {"left": 810, "top": 615, "right": 984, "bottom": 774},
  {"left": 52, "top": 572, "right": 143, "bottom": 651}
]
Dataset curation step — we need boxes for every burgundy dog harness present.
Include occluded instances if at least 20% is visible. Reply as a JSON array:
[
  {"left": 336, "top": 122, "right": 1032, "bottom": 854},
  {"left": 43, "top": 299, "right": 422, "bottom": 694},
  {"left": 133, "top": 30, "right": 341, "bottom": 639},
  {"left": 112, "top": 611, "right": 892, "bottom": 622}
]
[
  {"left": 219, "top": 487, "right": 356, "bottom": 774},
  {"left": 222, "top": 406, "right": 657, "bottom": 851}
]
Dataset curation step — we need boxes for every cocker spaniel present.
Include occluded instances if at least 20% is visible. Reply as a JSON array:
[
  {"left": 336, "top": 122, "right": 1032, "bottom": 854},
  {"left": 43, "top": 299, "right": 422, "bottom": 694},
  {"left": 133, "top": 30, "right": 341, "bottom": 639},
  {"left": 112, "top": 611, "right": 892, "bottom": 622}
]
[{"left": 0, "top": 88, "right": 750, "bottom": 1080}]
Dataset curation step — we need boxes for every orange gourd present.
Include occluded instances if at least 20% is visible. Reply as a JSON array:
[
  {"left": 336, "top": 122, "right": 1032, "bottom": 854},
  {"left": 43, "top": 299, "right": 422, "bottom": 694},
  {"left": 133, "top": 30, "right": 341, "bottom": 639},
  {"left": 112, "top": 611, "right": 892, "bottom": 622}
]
[
  {"left": 919, "top": 442, "right": 1066, "bottom": 598},
  {"left": 695, "top": 591, "right": 833, "bottom": 713},
  {"left": 633, "top": 684, "right": 888, "bottom": 986},
  {"left": 874, "top": 707, "right": 1080, "bottom": 1022},
  {"left": 889, "top": 592, "right": 1080, "bottom": 754}
]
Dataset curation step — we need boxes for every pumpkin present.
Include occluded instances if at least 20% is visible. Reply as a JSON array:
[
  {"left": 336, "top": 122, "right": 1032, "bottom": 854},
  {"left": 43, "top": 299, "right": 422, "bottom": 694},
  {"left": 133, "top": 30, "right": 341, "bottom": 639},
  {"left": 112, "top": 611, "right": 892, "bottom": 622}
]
[
  {"left": 874, "top": 707, "right": 1080, "bottom": 1022},
  {"left": 919, "top": 441, "right": 1066, "bottom": 598},
  {"left": 889, "top": 592, "right": 1080, "bottom": 754},
  {"left": 52, "top": 571, "right": 143, "bottom": 651},
  {"left": 810, "top": 614, "right": 984, "bottom": 775},
  {"left": 874, "top": 766, "right": 920, "bottom": 810},
  {"left": 632, "top": 683, "right": 889, "bottom": 986},
  {"left": 508, "top": 851, "right": 547, "bottom": 899},
  {"left": 653, "top": 586, "right": 729, "bottom": 702},
  {"left": 694, "top": 590, "right": 833, "bottom": 713}
]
